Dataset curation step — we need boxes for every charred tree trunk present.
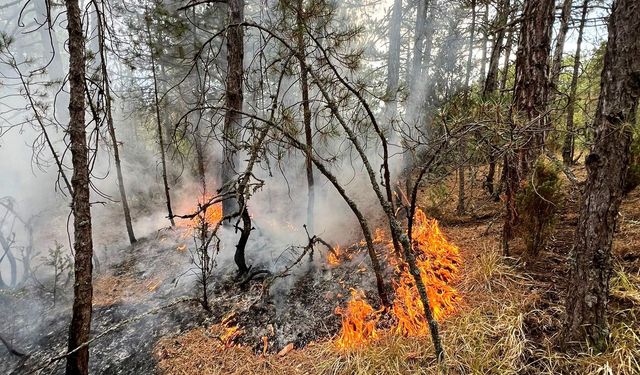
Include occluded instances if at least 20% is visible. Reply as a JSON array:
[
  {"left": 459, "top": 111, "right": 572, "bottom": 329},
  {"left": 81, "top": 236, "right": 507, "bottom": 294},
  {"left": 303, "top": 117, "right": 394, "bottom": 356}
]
[
  {"left": 550, "top": 0, "right": 573, "bottom": 91},
  {"left": 222, "top": 0, "right": 244, "bottom": 218},
  {"left": 0, "top": 235, "right": 17, "bottom": 287},
  {"left": 96, "top": 2, "right": 136, "bottom": 244},
  {"left": 146, "top": 15, "right": 175, "bottom": 227},
  {"left": 562, "top": 0, "right": 589, "bottom": 165},
  {"left": 483, "top": 0, "right": 510, "bottom": 97},
  {"left": 563, "top": 0, "right": 640, "bottom": 352},
  {"left": 502, "top": 0, "right": 555, "bottom": 255},
  {"left": 65, "top": 0, "right": 94, "bottom": 373}
]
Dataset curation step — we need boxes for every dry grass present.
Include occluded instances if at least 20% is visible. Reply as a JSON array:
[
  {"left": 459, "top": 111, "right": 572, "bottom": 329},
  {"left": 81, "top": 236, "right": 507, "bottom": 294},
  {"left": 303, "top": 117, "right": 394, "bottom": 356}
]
[
  {"left": 92, "top": 275, "right": 163, "bottom": 307},
  {"left": 154, "top": 238, "right": 640, "bottom": 375},
  {"left": 153, "top": 171, "right": 640, "bottom": 374}
]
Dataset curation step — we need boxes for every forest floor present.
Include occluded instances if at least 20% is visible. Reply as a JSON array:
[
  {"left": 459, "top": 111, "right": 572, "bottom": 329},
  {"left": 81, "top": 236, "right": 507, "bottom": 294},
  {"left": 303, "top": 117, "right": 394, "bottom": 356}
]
[
  {"left": 154, "top": 162, "right": 640, "bottom": 375},
  {"left": 1, "top": 162, "right": 639, "bottom": 374}
]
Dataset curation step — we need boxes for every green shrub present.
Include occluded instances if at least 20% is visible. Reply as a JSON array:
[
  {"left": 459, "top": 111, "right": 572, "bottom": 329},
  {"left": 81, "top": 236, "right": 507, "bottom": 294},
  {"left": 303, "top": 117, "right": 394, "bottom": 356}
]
[{"left": 517, "top": 158, "right": 565, "bottom": 256}]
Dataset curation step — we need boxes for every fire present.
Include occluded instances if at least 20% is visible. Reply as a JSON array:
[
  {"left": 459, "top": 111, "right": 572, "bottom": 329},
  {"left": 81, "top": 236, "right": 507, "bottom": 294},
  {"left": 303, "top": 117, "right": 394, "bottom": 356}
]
[
  {"left": 177, "top": 195, "right": 223, "bottom": 238},
  {"left": 334, "top": 289, "right": 381, "bottom": 349},
  {"left": 391, "top": 209, "right": 461, "bottom": 335},
  {"left": 327, "top": 245, "right": 341, "bottom": 266},
  {"left": 219, "top": 312, "right": 242, "bottom": 348},
  {"left": 334, "top": 209, "right": 461, "bottom": 348}
]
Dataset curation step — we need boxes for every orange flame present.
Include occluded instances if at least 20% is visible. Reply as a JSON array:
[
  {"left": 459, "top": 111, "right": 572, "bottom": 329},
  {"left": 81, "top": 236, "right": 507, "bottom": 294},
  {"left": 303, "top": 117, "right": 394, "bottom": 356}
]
[
  {"left": 334, "top": 289, "right": 381, "bottom": 349},
  {"left": 334, "top": 209, "right": 461, "bottom": 348},
  {"left": 177, "top": 195, "right": 223, "bottom": 238},
  {"left": 327, "top": 245, "right": 341, "bottom": 266},
  {"left": 391, "top": 209, "right": 461, "bottom": 335}
]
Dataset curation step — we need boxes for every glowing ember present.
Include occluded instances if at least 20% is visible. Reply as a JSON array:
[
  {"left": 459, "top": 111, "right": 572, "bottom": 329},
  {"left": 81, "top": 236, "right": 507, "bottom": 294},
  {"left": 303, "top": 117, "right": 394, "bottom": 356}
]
[
  {"left": 334, "top": 209, "right": 461, "bottom": 348},
  {"left": 334, "top": 289, "right": 381, "bottom": 349}
]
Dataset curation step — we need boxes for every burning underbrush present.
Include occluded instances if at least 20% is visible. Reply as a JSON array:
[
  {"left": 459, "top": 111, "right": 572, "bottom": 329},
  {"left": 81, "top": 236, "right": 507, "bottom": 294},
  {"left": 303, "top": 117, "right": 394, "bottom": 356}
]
[{"left": 154, "top": 205, "right": 465, "bottom": 373}]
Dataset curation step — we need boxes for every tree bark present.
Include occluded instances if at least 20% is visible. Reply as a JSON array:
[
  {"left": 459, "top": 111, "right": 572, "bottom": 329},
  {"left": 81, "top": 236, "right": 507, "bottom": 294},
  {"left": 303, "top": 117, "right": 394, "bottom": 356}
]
[
  {"left": 64, "top": 0, "right": 94, "bottom": 373},
  {"left": 563, "top": 0, "right": 640, "bottom": 352},
  {"left": 562, "top": 0, "right": 589, "bottom": 165},
  {"left": 222, "top": 0, "right": 244, "bottom": 217},
  {"left": 502, "top": 0, "right": 555, "bottom": 254}
]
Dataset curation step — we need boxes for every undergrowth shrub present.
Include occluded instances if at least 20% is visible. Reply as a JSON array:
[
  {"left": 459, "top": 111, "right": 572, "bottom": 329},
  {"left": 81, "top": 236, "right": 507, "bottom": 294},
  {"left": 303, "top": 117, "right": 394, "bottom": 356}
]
[{"left": 517, "top": 158, "right": 565, "bottom": 256}]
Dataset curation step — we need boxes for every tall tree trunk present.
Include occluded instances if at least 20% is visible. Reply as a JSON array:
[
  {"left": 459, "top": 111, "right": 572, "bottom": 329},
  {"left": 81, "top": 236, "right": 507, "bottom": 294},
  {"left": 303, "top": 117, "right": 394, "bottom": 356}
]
[
  {"left": 502, "top": 0, "right": 555, "bottom": 255},
  {"left": 385, "top": 0, "right": 402, "bottom": 124},
  {"left": 479, "top": 3, "right": 489, "bottom": 81},
  {"left": 499, "top": 25, "right": 514, "bottom": 91},
  {"left": 192, "top": 7, "right": 207, "bottom": 192},
  {"left": 550, "top": 0, "right": 573, "bottom": 91},
  {"left": 222, "top": 0, "right": 244, "bottom": 218},
  {"left": 464, "top": 0, "right": 477, "bottom": 90},
  {"left": 95, "top": 1, "right": 136, "bottom": 244},
  {"left": 145, "top": 15, "right": 175, "bottom": 227},
  {"left": 483, "top": 0, "right": 510, "bottom": 97},
  {"left": 458, "top": 0, "right": 476, "bottom": 215},
  {"left": 562, "top": 0, "right": 589, "bottom": 164},
  {"left": 563, "top": 0, "right": 640, "bottom": 351},
  {"left": 411, "top": 0, "right": 428, "bottom": 84},
  {"left": 295, "top": 0, "right": 315, "bottom": 235},
  {"left": 64, "top": 0, "right": 94, "bottom": 373}
]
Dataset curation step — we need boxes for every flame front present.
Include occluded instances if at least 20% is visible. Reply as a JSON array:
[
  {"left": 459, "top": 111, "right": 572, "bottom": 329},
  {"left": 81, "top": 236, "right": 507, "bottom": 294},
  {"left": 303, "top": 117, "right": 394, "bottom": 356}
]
[
  {"left": 392, "top": 209, "right": 461, "bottom": 336},
  {"left": 334, "top": 289, "right": 381, "bottom": 349},
  {"left": 333, "top": 209, "right": 461, "bottom": 348}
]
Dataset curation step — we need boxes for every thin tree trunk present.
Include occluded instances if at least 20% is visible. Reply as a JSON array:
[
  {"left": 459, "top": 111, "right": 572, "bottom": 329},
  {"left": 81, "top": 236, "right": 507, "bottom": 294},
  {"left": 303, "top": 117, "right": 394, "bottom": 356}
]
[
  {"left": 192, "top": 7, "right": 207, "bottom": 192},
  {"left": 385, "top": 0, "right": 402, "bottom": 127},
  {"left": 562, "top": 0, "right": 589, "bottom": 164},
  {"left": 411, "top": 0, "right": 428, "bottom": 84},
  {"left": 64, "top": 0, "right": 94, "bottom": 373},
  {"left": 464, "top": 0, "right": 477, "bottom": 91},
  {"left": 502, "top": 0, "right": 555, "bottom": 255},
  {"left": 479, "top": 3, "right": 489, "bottom": 81},
  {"left": 96, "top": 1, "right": 136, "bottom": 244},
  {"left": 499, "top": 26, "right": 514, "bottom": 91},
  {"left": 484, "top": 0, "right": 510, "bottom": 97},
  {"left": 146, "top": 15, "right": 175, "bottom": 227},
  {"left": 550, "top": 0, "right": 573, "bottom": 91},
  {"left": 222, "top": 0, "right": 244, "bottom": 218},
  {"left": 563, "top": 0, "right": 640, "bottom": 352},
  {"left": 295, "top": 0, "right": 315, "bottom": 235}
]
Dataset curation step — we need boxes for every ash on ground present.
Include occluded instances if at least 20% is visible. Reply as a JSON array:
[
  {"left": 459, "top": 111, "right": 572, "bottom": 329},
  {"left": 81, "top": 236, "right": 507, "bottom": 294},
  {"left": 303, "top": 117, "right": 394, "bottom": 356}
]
[{"left": 0, "top": 227, "right": 383, "bottom": 374}]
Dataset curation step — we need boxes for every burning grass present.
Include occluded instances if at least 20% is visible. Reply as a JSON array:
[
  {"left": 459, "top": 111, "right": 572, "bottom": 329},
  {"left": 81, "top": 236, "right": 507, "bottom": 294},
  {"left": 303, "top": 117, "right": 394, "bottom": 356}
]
[
  {"left": 333, "top": 209, "right": 462, "bottom": 348},
  {"left": 154, "top": 223, "right": 640, "bottom": 375}
]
